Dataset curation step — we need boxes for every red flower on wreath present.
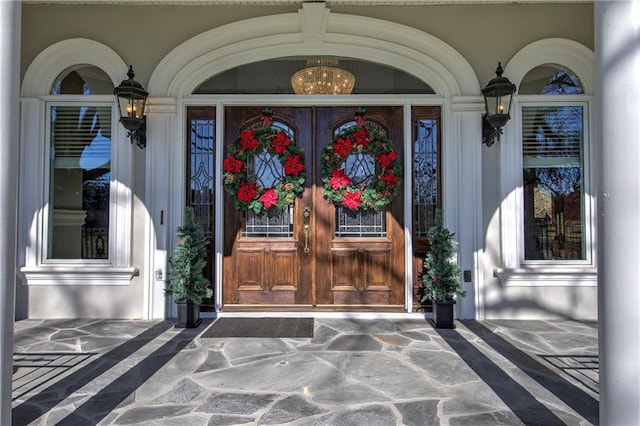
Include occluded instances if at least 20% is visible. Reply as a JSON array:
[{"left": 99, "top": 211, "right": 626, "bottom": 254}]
[
  {"left": 380, "top": 172, "right": 399, "bottom": 187},
  {"left": 272, "top": 132, "right": 291, "bottom": 153},
  {"left": 377, "top": 151, "right": 397, "bottom": 168},
  {"left": 258, "top": 188, "right": 278, "bottom": 209},
  {"left": 329, "top": 169, "right": 350, "bottom": 189},
  {"left": 223, "top": 156, "right": 243, "bottom": 173},
  {"left": 284, "top": 154, "right": 304, "bottom": 176},
  {"left": 333, "top": 137, "right": 353, "bottom": 158},
  {"left": 353, "top": 127, "right": 369, "bottom": 147},
  {"left": 237, "top": 181, "right": 257, "bottom": 204},
  {"left": 239, "top": 130, "right": 259, "bottom": 151},
  {"left": 342, "top": 191, "right": 362, "bottom": 210}
]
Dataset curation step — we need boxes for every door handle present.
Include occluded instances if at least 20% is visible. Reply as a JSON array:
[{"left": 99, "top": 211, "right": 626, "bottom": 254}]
[{"left": 303, "top": 207, "right": 311, "bottom": 253}]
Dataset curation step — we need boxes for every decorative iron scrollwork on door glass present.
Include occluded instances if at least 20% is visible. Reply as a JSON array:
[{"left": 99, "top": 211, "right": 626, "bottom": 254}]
[
  {"left": 189, "top": 118, "right": 215, "bottom": 239},
  {"left": 333, "top": 120, "right": 387, "bottom": 237},
  {"left": 243, "top": 120, "right": 295, "bottom": 237},
  {"left": 413, "top": 118, "right": 438, "bottom": 238}
]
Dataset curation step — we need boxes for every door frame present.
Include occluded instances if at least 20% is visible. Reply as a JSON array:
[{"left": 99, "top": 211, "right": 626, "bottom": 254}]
[
  {"left": 183, "top": 97, "right": 447, "bottom": 314},
  {"left": 168, "top": 94, "right": 483, "bottom": 319}
]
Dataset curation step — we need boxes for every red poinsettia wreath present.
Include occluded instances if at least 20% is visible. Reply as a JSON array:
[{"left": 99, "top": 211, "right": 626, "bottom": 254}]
[
  {"left": 222, "top": 109, "right": 305, "bottom": 214},
  {"left": 321, "top": 109, "right": 402, "bottom": 211}
]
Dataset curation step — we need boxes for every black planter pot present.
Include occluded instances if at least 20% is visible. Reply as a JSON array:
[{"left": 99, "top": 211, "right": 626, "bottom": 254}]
[
  {"left": 175, "top": 299, "right": 202, "bottom": 328},
  {"left": 431, "top": 299, "right": 456, "bottom": 329}
]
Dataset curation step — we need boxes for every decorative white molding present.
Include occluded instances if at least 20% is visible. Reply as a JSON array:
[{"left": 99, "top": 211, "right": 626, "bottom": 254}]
[
  {"left": 299, "top": 2, "right": 330, "bottom": 44},
  {"left": 21, "top": 38, "right": 127, "bottom": 97},
  {"left": 505, "top": 38, "right": 595, "bottom": 95},
  {"left": 149, "top": 2, "right": 478, "bottom": 98},
  {"left": 20, "top": 266, "right": 138, "bottom": 286},
  {"left": 495, "top": 267, "right": 597, "bottom": 286}
]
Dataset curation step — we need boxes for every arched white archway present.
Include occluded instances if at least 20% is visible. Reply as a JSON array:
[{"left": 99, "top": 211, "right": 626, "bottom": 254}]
[
  {"left": 22, "top": 38, "right": 127, "bottom": 96},
  {"left": 145, "top": 3, "right": 485, "bottom": 320},
  {"left": 505, "top": 38, "right": 595, "bottom": 94},
  {"left": 149, "top": 2, "right": 479, "bottom": 98}
]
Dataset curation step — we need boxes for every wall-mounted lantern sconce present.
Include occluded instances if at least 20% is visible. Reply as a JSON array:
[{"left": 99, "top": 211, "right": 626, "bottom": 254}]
[
  {"left": 482, "top": 62, "right": 516, "bottom": 147},
  {"left": 114, "top": 65, "right": 148, "bottom": 149}
]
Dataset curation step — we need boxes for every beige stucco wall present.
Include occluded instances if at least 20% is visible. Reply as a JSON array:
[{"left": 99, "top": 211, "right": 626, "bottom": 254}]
[
  {"left": 18, "top": 2, "right": 596, "bottom": 320},
  {"left": 21, "top": 3, "right": 593, "bottom": 90}
]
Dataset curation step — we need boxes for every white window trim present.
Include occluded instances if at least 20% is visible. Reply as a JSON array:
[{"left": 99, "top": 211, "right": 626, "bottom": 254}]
[
  {"left": 18, "top": 40, "right": 137, "bottom": 286},
  {"left": 497, "top": 38, "right": 596, "bottom": 287}
]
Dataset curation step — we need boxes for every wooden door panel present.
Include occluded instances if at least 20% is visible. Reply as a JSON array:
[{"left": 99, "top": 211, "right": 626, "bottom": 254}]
[
  {"left": 315, "top": 106, "right": 405, "bottom": 308},
  {"left": 235, "top": 247, "right": 265, "bottom": 290},
  {"left": 270, "top": 246, "right": 299, "bottom": 290},
  {"left": 224, "top": 107, "right": 313, "bottom": 306}
]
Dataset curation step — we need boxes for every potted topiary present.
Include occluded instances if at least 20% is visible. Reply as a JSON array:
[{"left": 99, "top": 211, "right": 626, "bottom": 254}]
[
  {"left": 421, "top": 210, "right": 465, "bottom": 329},
  {"left": 166, "top": 207, "right": 212, "bottom": 328}
]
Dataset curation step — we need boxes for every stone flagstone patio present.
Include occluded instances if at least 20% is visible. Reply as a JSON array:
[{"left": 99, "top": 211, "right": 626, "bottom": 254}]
[{"left": 12, "top": 318, "right": 598, "bottom": 425}]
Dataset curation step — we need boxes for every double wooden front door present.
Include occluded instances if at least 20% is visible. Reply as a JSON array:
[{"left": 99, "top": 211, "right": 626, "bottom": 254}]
[{"left": 222, "top": 106, "right": 405, "bottom": 310}]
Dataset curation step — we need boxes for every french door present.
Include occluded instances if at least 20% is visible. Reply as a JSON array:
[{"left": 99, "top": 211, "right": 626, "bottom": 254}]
[{"left": 222, "top": 106, "right": 405, "bottom": 311}]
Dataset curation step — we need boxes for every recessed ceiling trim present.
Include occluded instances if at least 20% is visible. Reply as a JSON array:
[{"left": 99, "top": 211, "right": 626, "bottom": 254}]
[{"left": 23, "top": 0, "right": 593, "bottom": 4}]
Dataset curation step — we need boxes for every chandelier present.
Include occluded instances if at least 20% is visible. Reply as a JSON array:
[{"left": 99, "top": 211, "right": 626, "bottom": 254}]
[{"left": 291, "top": 59, "right": 356, "bottom": 95}]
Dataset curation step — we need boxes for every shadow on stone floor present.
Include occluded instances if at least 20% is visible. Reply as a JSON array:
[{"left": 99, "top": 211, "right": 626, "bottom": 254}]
[
  {"left": 436, "top": 320, "right": 599, "bottom": 425},
  {"left": 12, "top": 321, "right": 200, "bottom": 426}
]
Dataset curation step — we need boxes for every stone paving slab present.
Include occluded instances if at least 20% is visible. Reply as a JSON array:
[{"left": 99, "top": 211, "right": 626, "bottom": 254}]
[{"left": 11, "top": 318, "right": 598, "bottom": 425}]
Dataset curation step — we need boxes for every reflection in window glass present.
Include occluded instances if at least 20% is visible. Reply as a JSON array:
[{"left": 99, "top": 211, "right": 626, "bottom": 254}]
[
  {"left": 48, "top": 105, "right": 111, "bottom": 259},
  {"left": 522, "top": 105, "right": 585, "bottom": 260},
  {"left": 519, "top": 65, "right": 583, "bottom": 95},
  {"left": 52, "top": 65, "right": 114, "bottom": 95},
  {"left": 252, "top": 149, "right": 285, "bottom": 188},
  {"left": 413, "top": 119, "right": 438, "bottom": 237},
  {"left": 343, "top": 153, "right": 375, "bottom": 186}
]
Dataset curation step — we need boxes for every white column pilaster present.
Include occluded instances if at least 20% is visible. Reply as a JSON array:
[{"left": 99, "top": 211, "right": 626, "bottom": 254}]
[
  {"left": 596, "top": 1, "right": 640, "bottom": 424},
  {"left": 452, "top": 97, "right": 485, "bottom": 320},
  {"left": 144, "top": 98, "right": 178, "bottom": 319},
  {"left": 0, "top": 2, "right": 21, "bottom": 424}
]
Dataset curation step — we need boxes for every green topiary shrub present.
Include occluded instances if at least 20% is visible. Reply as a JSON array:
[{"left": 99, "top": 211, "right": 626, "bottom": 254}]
[
  {"left": 165, "top": 207, "right": 212, "bottom": 304},
  {"left": 421, "top": 210, "right": 466, "bottom": 302}
]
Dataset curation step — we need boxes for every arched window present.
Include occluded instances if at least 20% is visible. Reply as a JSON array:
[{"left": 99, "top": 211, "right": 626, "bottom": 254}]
[
  {"left": 46, "top": 65, "right": 114, "bottom": 260},
  {"left": 519, "top": 65, "right": 588, "bottom": 262},
  {"left": 193, "top": 58, "right": 434, "bottom": 95},
  {"left": 496, "top": 39, "right": 596, "bottom": 287},
  {"left": 20, "top": 39, "right": 136, "bottom": 288},
  {"left": 519, "top": 65, "right": 583, "bottom": 95}
]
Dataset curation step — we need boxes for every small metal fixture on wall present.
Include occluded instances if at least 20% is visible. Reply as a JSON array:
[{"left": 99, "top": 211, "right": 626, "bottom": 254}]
[
  {"left": 114, "top": 65, "right": 148, "bottom": 149},
  {"left": 482, "top": 62, "right": 516, "bottom": 147}
]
